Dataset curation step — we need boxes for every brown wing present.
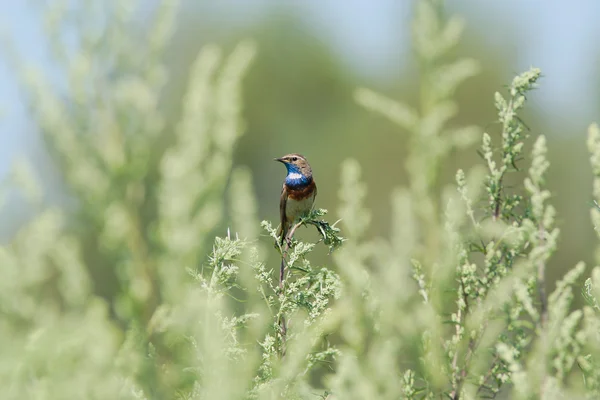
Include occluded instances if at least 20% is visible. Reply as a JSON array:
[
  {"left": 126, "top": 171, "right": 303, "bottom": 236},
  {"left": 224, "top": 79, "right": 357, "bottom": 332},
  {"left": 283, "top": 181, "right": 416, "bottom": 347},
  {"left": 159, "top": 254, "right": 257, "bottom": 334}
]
[{"left": 278, "top": 183, "right": 288, "bottom": 243}]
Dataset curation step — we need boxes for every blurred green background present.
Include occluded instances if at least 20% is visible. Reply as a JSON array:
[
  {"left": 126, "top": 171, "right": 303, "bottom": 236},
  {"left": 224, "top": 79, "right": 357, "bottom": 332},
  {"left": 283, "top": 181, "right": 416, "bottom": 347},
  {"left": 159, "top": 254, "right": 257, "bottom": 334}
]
[{"left": 1, "top": 1, "right": 599, "bottom": 288}]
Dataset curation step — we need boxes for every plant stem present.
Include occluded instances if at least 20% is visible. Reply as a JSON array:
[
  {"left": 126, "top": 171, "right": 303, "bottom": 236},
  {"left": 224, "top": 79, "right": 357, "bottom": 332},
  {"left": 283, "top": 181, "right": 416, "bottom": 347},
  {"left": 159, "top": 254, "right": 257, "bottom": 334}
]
[
  {"left": 537, "top": 222, "right": 548, "bottom": 397},
  {"left": 277, "top": 220, "right": 304, "bottom": 357},
  {"left": 476, "top": 354, "right": 501, "bottom": 397}
]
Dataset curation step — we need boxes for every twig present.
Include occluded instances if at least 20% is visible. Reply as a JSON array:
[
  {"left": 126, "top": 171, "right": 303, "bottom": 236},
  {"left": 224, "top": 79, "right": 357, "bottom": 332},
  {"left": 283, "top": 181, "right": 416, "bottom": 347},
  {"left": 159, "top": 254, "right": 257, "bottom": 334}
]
[
  {"left": 277, "top": 219, "right": 304, "bottom": 356},
  {"left": 492, "top": 189, "right": 502, "bottom": 222},
  {"left": 449, "top": 287, "right": 468, "bottom": 399},
  {"left": 537, "top": 222, "right": 548, "bottom": 397},
  {"left": 476, "top": 354, "right": 500, "bottom": 396},
  {"left": 279, "top": 220, "right": 303, "bottom": 287},
  {"left": 450, "top": 294, "right": 489, "bottom": 400},
  {"left": 537, "top": 224, "right": 548, "bottom": 329}
]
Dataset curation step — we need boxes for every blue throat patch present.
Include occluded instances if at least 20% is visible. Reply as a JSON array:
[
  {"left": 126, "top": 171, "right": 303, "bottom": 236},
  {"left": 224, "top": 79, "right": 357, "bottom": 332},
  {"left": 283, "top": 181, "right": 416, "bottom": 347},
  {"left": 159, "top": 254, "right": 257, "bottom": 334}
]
[{"left": 285, "top": 164, "right": 311, "bottom": 188}]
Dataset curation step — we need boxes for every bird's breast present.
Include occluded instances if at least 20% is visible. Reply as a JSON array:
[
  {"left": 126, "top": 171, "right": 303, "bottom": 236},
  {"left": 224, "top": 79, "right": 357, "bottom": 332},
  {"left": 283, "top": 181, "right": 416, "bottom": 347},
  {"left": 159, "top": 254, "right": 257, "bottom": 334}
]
[
  {"left": 285, "top": 194, "right": 315, "bottom": 222},
  {"left": 284, "top": 180, "right": 316, "bottom": 222}
]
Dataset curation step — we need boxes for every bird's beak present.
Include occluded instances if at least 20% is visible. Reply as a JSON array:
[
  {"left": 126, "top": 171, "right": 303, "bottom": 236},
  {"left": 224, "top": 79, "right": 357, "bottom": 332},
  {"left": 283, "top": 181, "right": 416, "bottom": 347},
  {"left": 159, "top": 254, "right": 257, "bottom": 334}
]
[{"left": 274, "top": 157, "right": 285, "bottom": 163}]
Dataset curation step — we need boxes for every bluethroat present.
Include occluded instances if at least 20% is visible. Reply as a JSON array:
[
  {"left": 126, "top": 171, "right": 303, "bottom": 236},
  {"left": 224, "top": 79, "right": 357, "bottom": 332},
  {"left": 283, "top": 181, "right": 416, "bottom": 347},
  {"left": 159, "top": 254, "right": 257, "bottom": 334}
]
[{"left": 275, "top": 153, "right": 317, "bottom": 244}]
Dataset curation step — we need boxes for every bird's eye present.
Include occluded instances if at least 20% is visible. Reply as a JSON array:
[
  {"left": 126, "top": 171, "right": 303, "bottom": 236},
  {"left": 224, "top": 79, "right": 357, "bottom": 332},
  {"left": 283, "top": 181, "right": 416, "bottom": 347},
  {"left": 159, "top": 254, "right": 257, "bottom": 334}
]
[{"left": 292, "top": 157, "right": 298, "bottom": 162}]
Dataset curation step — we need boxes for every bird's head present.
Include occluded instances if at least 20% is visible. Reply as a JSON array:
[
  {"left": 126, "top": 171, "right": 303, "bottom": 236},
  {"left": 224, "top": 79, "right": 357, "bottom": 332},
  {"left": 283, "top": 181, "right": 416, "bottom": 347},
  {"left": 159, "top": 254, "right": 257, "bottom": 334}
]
[{"left": 275, "top": 153, "right": 313, "bottom": 179}]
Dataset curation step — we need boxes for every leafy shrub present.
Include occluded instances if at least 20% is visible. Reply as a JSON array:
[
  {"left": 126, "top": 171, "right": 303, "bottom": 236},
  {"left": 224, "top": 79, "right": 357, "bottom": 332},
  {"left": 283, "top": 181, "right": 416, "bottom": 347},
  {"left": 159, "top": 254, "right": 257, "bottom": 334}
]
[{"left": 3, "top": 1, "right": 600, "bottom": 399}]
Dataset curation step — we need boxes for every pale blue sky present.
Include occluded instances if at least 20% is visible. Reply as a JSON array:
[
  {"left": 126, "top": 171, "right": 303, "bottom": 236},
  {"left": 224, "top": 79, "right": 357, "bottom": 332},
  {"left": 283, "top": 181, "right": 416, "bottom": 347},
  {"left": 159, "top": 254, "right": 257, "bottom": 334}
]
[
  {"left": 1, "top": 2, "right": 47, "bottom": 179},
  {"left": 1, "top": 0, "right": 600, "bottom": 193}
]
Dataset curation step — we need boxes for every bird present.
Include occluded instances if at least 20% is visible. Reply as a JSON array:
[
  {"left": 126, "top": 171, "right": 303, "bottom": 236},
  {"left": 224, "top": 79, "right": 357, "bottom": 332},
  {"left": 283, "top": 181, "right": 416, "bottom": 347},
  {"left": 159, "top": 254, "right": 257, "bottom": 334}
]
[{"left": 275, "top": 153, "right": 317, "bottom": 245}]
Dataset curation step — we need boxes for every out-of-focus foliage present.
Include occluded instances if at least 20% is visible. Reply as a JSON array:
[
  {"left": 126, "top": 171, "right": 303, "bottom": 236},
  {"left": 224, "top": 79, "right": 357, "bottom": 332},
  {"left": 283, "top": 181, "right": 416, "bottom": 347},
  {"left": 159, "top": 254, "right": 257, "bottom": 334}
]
[{"left": 4, "top": 0, "right": 600, "bottom": 399}]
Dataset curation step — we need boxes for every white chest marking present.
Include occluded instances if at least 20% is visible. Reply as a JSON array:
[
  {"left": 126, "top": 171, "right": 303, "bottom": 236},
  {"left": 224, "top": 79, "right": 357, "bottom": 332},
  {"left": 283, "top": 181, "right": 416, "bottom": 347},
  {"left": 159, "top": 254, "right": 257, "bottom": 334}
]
[{"left": 287, "top": 172, "right": 303, "bottom": 180}]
